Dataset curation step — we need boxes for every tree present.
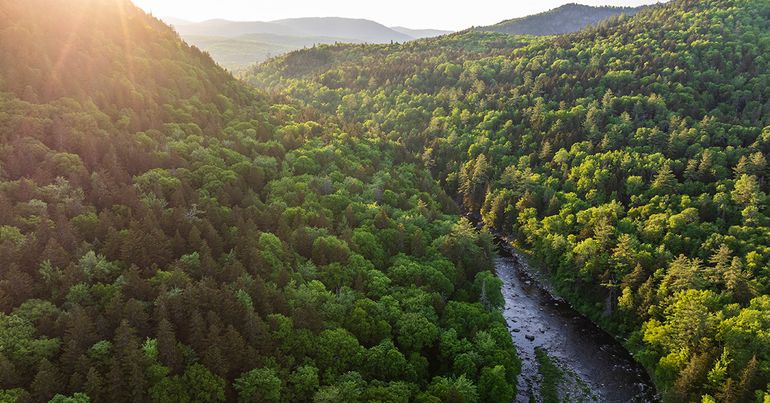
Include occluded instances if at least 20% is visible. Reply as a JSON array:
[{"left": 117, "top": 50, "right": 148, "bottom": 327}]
[
  {"left": 643, "top": 289, "right": 717, "bottom": 353},
  {"left": 314, "top": 329, "right": 364, "bottom": 375},
  {"left": 651, "top": 163, "right": 677, "bottom": 194},
  {"left": 234, "top": 367, "right": 282, "bottom": 403},
  {"left": 732, "top": 174, "right": 761, "bottom": 207},
  {"left": 396, "top": 313, "right": 439, "bottom": 352},
  {"left": 108, "top": 321, "right": 148, "bottom": 403},
  {"left": 288, "top": 365, "right": 319, "bottom": 402},
  {"left": 183, "top": 364, "right": 226, "bottom": 402},
  {"left": 423, "top": 375, "right": 479, "bottom": 403},
  {"left": 720, "top": 296, "right": 770, "bottom": 368},
  {"left": 365, "top": 340, "right": 412, "bottom": 381},
  {"left": 0, "top": 313, "right": 59, "bottom": 382},
  {"left": 473, "top": 272, "right": 504, "bottom": 310},
  {"left": 30, "top": 359, "right": 63, "bottom": 402},
  {"left": 156, "top": 318, "right": 181, "bottom": 373},
  {"left": 478, "top": 366, "right": 514, "bottom": 403},
  {"left": 669, "top": 353, "right": 710, "bottom": 402},
  {"left": 50, "top": 393, "right": 91, "bottom": 403},
  {"left": 311, "top": 235, "right": 351, "bottom": 266}
]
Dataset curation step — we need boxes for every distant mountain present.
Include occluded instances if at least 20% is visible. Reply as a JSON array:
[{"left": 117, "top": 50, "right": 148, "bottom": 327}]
[
  {"left": 174, "top": 19, "right": 300, "bottom": 37},
  {"left": 184, "top": 33, "right": 360, "bottom": 71},
  {"left": 173, "top": 17, "right": 411, "bottom": 43},
  {"left": 161, "top": 16, "right": 192, "bottom": 27},
  {"left": 479, "top": 3, "right": 644, "bottom": 36},
  {"left": 272, "top": 17, "right": 412, "bottom": 43},
  {"left": 391, "top": 26, "right": 453, "bottom": 39},
  {"left": 166, "top": 16, "right": 445, "bottom": 70}
]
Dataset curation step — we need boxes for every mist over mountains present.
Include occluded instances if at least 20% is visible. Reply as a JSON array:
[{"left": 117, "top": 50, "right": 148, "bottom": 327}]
[
  {"left": 165, "top": 3, "right": 642, "bottom": 71},
  {"left": 165, "top": 16, "right": 450, "bottom": 70}
]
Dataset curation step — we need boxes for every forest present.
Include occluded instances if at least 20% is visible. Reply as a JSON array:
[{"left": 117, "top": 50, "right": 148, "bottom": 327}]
[
  {"left": 1, "top": 0, "right": 770, "bottom": 401},
  {"left": 0, "top": 0, "right": 518, "bottom": 402},
  {"left": 247, "top": 0, "right": 770, "bottom": 401}
]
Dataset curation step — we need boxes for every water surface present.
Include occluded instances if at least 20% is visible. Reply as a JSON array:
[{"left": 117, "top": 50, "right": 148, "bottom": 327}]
[{"left": 496, "top": 250, "right": 657, "bottom": 402}]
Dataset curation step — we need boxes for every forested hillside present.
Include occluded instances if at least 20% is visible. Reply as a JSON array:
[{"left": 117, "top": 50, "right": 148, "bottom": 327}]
[
  {"left": 248, "top": 0, "right": 770, "bottom": 400},
  {"left": 478, "top": 3, "right": 642, "bottom": 36},
  {"left": 0, "top": 0, "right": 519, "bottom": 401}
]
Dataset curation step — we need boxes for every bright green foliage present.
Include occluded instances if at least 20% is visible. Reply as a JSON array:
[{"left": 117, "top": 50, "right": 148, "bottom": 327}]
[
  {"left": 247, "top": 0, "right": 770, "bottom": 399},
  {"left": 420, "top": 375, "right": 479, "bottom": 403},
  {"left": 288, "top": 365, "right": 319, "bottom": 401},
  {"left": 479, "top": 365, "right": 515, "bottom": 402},
  {"left": 183, "top": 364, "right": 226, "bottom": 402},
  {"left": 0, "top": 314, "right": 60, "bottom": 383},
  {"left": 49, "top": 393, "right": 90, "bottom": 403},
  {"left": 234, "top": 367, "right": 282, "bottom": 403}
]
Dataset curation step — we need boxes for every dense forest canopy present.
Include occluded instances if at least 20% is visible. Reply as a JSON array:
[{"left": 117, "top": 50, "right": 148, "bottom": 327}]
[
  {"left": 0, "top": 0, "right": 519, "bottom": 402},
  {"left": 4, "top": 0, "right": 770, "bottom": 401},
  {"left": 248, "top": 0, "right": 770, "bottom": 400}
]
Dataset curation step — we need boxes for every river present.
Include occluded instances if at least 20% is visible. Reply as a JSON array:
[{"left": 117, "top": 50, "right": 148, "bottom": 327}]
[{"left": 495, "top": 246, "right": 658, "bottom": 402}]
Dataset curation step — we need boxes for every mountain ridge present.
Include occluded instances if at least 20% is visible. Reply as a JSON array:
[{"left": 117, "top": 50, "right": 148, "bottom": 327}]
[
  {"left": 166, "top": 16, "right": 447, "bottom": 70},
  {"left": 172, "top": 16, "right": 413, "bottom": 42},
  {"left": 479, "top": 3, "right": 645, "bottom": 35},
  {"left": 390, "top": 26, "right": 454, "bottom": 39}
]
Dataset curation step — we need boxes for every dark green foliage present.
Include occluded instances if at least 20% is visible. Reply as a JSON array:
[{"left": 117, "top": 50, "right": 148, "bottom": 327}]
[{"left": 0, "top": 0, "right": 519, "bottom": 401}]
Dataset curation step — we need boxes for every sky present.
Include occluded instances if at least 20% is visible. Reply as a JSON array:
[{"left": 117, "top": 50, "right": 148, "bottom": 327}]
[{"left": 132, "top": 0, "right": 665, "bottom": 31}]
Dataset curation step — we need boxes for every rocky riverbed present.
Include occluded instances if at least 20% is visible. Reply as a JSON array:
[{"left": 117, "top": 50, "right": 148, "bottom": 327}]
[{"left": 496, "top": 250, "right": 658, "bottom": 402}]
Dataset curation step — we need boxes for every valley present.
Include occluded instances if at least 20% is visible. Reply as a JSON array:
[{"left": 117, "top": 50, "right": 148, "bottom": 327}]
[{"left": 1, "top": 0, "right": 770, "bottom": 402}]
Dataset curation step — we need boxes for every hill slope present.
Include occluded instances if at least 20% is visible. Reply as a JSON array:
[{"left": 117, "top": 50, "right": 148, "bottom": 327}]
[
  {"left": 248, "top": 0, "right": 770, "bottom": 400},
  {"left": 0, "top": 0, "right": 248, "bottom": 130},
  {"left": 479, "top": 3, "right": 643, "bottom": 35},
  {"left": 0, "top": 0, "right": 519, "bottom": 401}
]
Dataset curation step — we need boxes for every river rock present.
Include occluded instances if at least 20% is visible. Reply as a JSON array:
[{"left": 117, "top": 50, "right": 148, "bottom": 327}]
[
  {"left": 512, "top": 328, "right": 521, "bottom": 333},
  {"left": 525, "top": 334, "right": 535, "bottom": 341}
]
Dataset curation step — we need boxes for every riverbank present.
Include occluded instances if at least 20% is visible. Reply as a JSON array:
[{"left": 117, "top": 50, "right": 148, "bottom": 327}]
[
  {"left": 495, "top": 251, "right": 658, "bottom": 402},
  {"left": 463, "top": 212, "right": 659, "bottom": 401}
]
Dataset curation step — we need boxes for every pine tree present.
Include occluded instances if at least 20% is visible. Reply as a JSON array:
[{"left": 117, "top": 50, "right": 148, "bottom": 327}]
[
  {"left": 157, "top": 318, "right": 182, "bottom": 374},
  {"left": 31, "top": 359, "right": 64, "bottom": 402},
  {"left": 84, "top": 367, "right": 104, "bottom": 403},
  {"left": 652, "top": 162, "right": 677, "bottom": 194},
  {"left": 108, "top": 321, "right": 148, "bottom": 403}
]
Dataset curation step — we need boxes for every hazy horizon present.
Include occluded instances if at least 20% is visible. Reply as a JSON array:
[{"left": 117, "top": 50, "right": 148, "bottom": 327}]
[{"left": 133, "top": 0, "right": 666, "bottom": 31}]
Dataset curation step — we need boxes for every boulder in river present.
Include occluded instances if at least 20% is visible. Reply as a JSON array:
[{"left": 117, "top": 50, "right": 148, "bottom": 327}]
[{"left": 525, "top": 334, "right": 535, "bottom": 341}]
